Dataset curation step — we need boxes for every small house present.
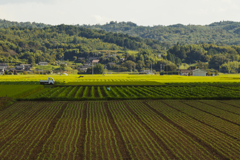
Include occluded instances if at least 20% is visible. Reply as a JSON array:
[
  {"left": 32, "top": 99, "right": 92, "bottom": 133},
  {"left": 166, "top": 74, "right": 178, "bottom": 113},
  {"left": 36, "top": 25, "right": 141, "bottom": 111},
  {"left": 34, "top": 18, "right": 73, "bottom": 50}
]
[
  {"left": 84, "top": 62, "right": 92, "bottom": 66},
  {"left": 79, "top": 65, "right": 89, "bottom": 72},
  {"left": 0, "top": 66, "right": 5, "bottom": 75},
  {"left": 178, "top": 69, "right": 191, "bottom": 76},
  {"left": 89, "top": 57, "right": 100, "bottom": 61},
  {"left": 15, "top": 64, "right": 32, "bottom": 71},
  {"left": 39, "top": 62, "right": 48, "bottom": 66},
  {"left": 140, "top": 70, "right": 152, "bottom": 74},
  {"left": 21, "top": 64, "right": 32, "bottom": 70},
  {"left": 192, "top": 69, "right": 207, "bottom": 76},
  {"left": 92, "top": 60, "right": 99, "bottom": 64},
  {"left": 120, "top": 58, "right": 125, "bottom": 62}
]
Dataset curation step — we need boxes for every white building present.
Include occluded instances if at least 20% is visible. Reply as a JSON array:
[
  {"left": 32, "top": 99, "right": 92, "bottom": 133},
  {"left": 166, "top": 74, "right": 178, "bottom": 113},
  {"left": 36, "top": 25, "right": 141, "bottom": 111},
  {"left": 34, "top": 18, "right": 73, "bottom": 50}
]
[{"left": 192, "top": 69, "right": 207, "bottom": 76}]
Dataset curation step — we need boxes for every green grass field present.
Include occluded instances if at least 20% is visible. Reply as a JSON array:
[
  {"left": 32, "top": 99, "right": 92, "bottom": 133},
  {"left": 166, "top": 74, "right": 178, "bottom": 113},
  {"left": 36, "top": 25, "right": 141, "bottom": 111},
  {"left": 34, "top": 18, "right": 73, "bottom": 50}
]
[
  {"left": 0, "top": 85, "right": 43, "bottom": 98},
  {"left": 1, "top": 74, "right": 240, "bottom": 100},
  {"left": 1, "top": 74, "right": 240, "bottom": 85}
]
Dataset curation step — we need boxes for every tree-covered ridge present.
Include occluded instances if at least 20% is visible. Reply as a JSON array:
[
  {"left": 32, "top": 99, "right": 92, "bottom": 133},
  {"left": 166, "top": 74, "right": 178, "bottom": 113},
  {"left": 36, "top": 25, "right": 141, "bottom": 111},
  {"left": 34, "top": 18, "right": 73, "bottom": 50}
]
[
  {"left": 0, "top": 19, "right": 51, "bottom": 28},
  {"left": 0, "top": 25, "right": 165, "bottom": 65},
  {"left": 2, "top": 19, "right": 240, "bottom": 46},
  {"left": 82, "top": 21, "right": 240, "bottom": 46}
]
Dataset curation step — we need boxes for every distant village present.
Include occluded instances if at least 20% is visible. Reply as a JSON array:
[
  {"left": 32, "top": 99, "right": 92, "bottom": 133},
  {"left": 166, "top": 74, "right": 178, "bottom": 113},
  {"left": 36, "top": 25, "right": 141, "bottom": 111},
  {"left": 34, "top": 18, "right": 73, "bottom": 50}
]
[{"left": 0, "top": 53, "right": 217, "bottom": 76}]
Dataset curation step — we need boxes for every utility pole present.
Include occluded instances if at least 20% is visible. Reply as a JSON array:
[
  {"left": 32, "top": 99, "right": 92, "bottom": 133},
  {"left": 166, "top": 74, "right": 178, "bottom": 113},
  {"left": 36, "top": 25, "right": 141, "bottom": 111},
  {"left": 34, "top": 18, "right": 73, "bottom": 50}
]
[
  {"left": 151, "top": 62, "right": 152, "bottom": 73},
  {"left": 92, "top": 62, "right": 94, "bottom": 76}
]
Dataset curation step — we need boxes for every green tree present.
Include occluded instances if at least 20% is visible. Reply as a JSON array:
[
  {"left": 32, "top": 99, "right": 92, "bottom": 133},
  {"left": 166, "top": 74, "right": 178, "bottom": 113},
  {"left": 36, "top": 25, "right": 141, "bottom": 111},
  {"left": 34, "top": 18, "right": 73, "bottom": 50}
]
[
  {"left": 164, "top": 63, "right": 177, "bottom": 71},
  {"left": 94, "top": 63, "right": 104, "bottom": 74},
  {"left": 60, "top": 64, "right": 67, "bottom": 71},
  {"left": 209, "top": 54, "right": 229, "bottom": 70}
]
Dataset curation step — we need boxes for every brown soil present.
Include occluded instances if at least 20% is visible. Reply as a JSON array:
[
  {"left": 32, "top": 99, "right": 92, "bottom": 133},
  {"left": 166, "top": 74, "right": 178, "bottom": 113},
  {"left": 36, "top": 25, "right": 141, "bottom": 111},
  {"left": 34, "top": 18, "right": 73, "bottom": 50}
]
[
  {"left": 65, "top": 87, "right": 74, "bottom": 97},
  {"left": 76, "top": 103, "right": 87, "bottom": 159},
  {"left": 104, "top": 102, "right": 131, "bottom": 159},
  {"left": 181, "top": 101, "right": 240, "bottom": 127},
  {"left": 219, "top": 101, "right": 240, "bottom": 109},
  {"left": 198, "top": 101, "right": 240, "bottom": 116},
  {"left": 0, "top": 97, "right": 14, "bottom": 111},
  {"left": 87, "top": 87, "right": 91, "bottom": 97},
  {"left": 0, "top": 102, "right": 45, "bottom": 158},
  {"left": 98, "top": 103, "right": 116, "bottom": 159},
  {"left": 79, "top": 87, "right": 85, "bottom": 98},
  {"left": 72, "top": 87, "right": 79, "bottom": 98},
  {"left": 100, "top": 87, "right": 106, "bottom": 97},
  {"left": 94, "top": 88, "right": 99, "bottom": 97},
  {"left": 145, "top": 101, "right": 228, "bottom": 160},
  {"left": 28, "top": 102, "right": 68, "bottom": 160},
  {"left": 123, "top": 102, "right": 177, "bottom": 160}
]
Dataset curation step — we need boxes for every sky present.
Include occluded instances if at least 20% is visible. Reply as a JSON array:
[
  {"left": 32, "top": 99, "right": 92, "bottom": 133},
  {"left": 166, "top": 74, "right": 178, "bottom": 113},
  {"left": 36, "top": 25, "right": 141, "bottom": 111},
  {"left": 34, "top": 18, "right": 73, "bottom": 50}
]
[{"left": 0, "top": 0, "right": 240, "bottom": 26}]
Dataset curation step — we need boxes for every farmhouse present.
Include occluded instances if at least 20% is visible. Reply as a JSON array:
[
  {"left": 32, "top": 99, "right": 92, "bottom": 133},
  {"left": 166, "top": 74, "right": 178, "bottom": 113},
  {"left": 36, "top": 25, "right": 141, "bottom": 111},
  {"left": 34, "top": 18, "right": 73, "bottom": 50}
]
[
  {"left": 15, "top": 64, "right": 32, "bottom": 71},
  {"left": 192, "top": 69, "right": 207, "bottom": 76},
  {"left": 79, "top": 65, "right": 89, "bottom": 72},
  {"left": 120, "top": 58, "right": 125, "bottom": 62},
  {"left": 0, "top": 68, "right": 4, "bottom": 75},
  {"left": 84, "top": 62, "right": 92, "bottom": 66},
  {"left": 89, "top": 57, "right": 99, "bottom": 61},
  {"left": 39, "top": 62, "right": 48, "bottom": 66},
  {"left": 179, "top": 69, "right": 191, "bottom": 76},
  {"left": 92, "top": 60, "right": 99, "bottom": 64},
  {"left": 105, "top": 54, "right": 117, "bottom": 58}
]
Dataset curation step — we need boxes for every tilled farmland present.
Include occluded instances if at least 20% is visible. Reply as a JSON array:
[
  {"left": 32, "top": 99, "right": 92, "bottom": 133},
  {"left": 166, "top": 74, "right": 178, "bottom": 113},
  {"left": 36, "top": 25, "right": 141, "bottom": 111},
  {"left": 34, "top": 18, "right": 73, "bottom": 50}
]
[{"left": 1, "top": 100, "right": 240, "bottom": 159}]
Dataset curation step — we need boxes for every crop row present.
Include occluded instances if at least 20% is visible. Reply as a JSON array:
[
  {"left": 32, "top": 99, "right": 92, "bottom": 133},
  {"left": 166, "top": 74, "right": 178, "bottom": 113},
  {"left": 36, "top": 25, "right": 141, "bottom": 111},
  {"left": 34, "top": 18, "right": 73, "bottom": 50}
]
[
  {"left": 166, "top": 100, "right": 240, "bottom": 139},
  {"left": 108, "top": 101, "right": 166, "bottom": 159},
  {"left": 0, "top": 102, "right": 64, "bottom": 159},
  {"left": 1, "top": 100, "right": 240, "bottom": 159},
  {"left": 23, "top": 85, "right": 240, "bottom": 100},
  {"left": 37, "top": 102, "right": 85, "bottom": 160},
  {"left": 0, "top": 102, "right": 38, "bottom": 140},
  {"left": 84, "top": 102, "right": 122, "bottom": 159},
  {"left": 126, "top": 101, "right": 215, "bottom": 159},
  {"left": 147, "top": 100, "right": 240, "bottom": 159}
]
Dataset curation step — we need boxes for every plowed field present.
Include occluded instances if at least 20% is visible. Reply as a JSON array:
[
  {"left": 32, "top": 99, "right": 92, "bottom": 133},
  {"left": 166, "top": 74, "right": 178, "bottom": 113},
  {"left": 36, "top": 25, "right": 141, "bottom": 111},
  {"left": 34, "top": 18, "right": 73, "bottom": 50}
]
[{"left": 1, "top": 100, "right": 240, "bottom": 159}]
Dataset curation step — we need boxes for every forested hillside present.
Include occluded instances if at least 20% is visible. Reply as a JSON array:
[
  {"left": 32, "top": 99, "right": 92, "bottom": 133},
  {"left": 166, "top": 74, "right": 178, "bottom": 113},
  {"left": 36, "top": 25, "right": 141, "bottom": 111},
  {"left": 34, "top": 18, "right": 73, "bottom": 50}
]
[
  {"left": 0, "top": 24, "right": 165, "bottom": 64},
  {"left": 83, "top": 21, "right": 240, "bottom": 46},
  {"left": 0, "top": 19, "right": 51, "bottom": 28},
  {"left": 2, "top": 19, "right": 240, "bottom": 46}
]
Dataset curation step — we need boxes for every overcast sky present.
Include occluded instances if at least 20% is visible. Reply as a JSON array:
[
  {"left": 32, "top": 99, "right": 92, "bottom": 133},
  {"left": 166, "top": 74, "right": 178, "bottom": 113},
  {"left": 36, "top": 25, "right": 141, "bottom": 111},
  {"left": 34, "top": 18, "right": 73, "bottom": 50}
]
[{"left": 0, "top": 0, "right": 240, "bottom": 26}]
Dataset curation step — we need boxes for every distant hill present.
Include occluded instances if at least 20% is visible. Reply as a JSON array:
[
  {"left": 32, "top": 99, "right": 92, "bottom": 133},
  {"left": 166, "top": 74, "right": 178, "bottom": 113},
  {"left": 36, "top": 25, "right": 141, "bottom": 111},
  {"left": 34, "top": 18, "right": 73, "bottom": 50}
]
[
  {"left": 2, "top": 19, "right": 240, "bottom": 46},
  {"left": 82, "top": 21, "right": 240, "bottom": 46},
  {"left": 0, "top": 19, "right": 51, "bottom": 28}
]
